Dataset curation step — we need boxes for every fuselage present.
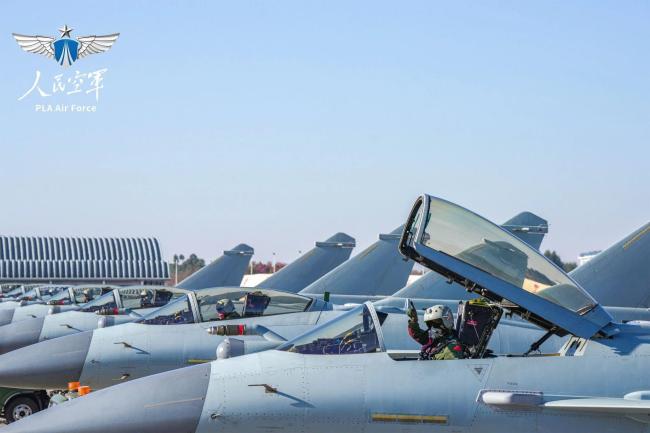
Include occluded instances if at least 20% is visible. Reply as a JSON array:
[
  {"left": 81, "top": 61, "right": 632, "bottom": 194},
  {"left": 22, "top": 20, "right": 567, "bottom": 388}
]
[
  {"left": 194, "top": 331, "right": 650, "bottom": 433},
  {"left": 33, "top": 311, "right": 552, "bottom": 390}
]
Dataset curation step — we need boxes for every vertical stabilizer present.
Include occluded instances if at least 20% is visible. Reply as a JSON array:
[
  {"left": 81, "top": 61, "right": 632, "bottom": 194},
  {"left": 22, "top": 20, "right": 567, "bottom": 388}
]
[
  {"left": 571, "top": 223, "right": 650, "bottom": 308},
  {"left": 256, "top": 233, "right": 355, "bottom": 293},
  {"left": 502, "top": 212, "right": 548, "bottom": 250},
  {"left": 176, "top": 244, "right": 254, "bottom": 290},
  {"left": 299, "top": 226, "right": 414, "bottom": 296}
]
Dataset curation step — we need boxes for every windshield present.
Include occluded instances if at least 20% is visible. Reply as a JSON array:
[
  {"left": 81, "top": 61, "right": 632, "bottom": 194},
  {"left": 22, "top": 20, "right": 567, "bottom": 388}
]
[
  {"left": 1, "top": 285, "right": 21, "bottom": 294},
  {"left": 195, "top": 288, "right": 312, "bottom": 323},
  {"left": 47, "top": 289, "right": 72, "bottom": 304},
  {"left": 118, "top": 287, "right": 183, "bottom": 310},
  {"left": 72, "top": 287, "right": 113, "bottom": 304},
  {"left": 18, "top": 288, "right": 38, "bottom": 300},
  {"left": 80, "top": 291, "right": 117, "bottom": 313},
  {"left": 36, "top": 286, "right": 67, "bottom": 300},
  {"left": 6, "top": 287, "right": 24, "bottom": 297},
  {"left": 421, "top": 198, "right": 596, "bottom": 313},
  {"left": 279, "top": 304, "right": 382, "bottom": 355},
  {"left": 137, "top": 295, "right": 194, "bottom": 325}
]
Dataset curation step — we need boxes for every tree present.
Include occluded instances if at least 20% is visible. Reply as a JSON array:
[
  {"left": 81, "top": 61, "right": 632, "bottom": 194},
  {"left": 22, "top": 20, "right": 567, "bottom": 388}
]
[
  {"left": 248, "top": 261, "right": 287, "bottom": 274},
  {"left": 543, "top": 250, "right": 577, "bottom": 273},
  {"left": 168, "top": 253, "right": 206, "bottom": 285}
]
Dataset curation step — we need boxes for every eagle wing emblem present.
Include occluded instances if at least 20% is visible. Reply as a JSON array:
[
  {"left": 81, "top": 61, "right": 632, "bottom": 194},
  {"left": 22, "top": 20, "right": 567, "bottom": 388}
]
[
  {"left": 12, "top": 30, "right": 119, "bottom": 66},
  {"left": 11, "top": 34, "right": 55, "bottom": 59},
  {"left": 77, "top": 33, "right": 120, "bottom": 59}
]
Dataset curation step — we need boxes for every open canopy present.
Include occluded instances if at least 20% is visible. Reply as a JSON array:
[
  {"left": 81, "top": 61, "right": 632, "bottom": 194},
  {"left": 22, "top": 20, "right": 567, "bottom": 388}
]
[{"left": 398, "top": 195, "right": 615, "bottom": 339}]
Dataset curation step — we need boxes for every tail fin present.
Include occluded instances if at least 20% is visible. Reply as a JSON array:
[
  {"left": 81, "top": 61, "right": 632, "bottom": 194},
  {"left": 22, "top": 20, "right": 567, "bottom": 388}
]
[
  {"left": 571, "top": 223, "right": 650, "bottom": 308},
  {"left": 502, "top": 211, "right": 548, "bottom": 250},
  {"left": 256, "top": 233, "right": 355, "bottom": 293},
  {"left": 176, "top": 244, "right": 254, "bottom": 290},
  {"left": 390, "top": 212, "right": 548, "bottom": 300},
  {"left": 299, "top": 226, "right": 414, "bottom": 297}
]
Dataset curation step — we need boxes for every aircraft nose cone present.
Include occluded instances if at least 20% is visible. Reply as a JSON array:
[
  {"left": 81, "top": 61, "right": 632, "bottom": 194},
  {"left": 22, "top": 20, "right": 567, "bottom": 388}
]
[
  {"left": 0, "top": 308, "right": 15, "bottom": 326},
  {"left": 0, "top": 317, "right": 45, "bottom": 354},
  {"left": 0, "top": 330, "right": 92, "bottom": 389},
  {"left": 3, "top": 362, "right": 211, "bottom": 433}
]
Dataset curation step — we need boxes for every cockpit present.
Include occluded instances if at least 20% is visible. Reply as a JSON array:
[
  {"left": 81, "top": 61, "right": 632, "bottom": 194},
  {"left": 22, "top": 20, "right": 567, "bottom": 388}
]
[
  {"left": 137, "top": 288, "right": 316, "bottom": 325},
  {"left": 5, "top": 286, "right": 26, "bottom": 298},
  {"left": 80, "top": 287, "right": 186, "bottom": 314},
  {"left": 279, "top": 303, "right": 385, "bottom": 355},
  {"left": 47, "top": 286, "right": 115, "bottom": 305},
  {"left": 276, "top": 195, "right": 617, "bottom": 361},
  {"left": 80, "top": 291, "right": 119, "bottom": 313},
  {"left": 399, "top": 194, "right": 614, "bottom": 342},
  {"left": 18, "top": 286, "right": 68, "bottom": 302}
]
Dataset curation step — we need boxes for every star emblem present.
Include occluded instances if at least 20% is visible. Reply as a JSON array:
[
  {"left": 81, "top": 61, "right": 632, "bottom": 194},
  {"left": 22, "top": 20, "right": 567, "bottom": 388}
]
[{"left": 58, "top": 24, "right": 73, "bottom": 38}]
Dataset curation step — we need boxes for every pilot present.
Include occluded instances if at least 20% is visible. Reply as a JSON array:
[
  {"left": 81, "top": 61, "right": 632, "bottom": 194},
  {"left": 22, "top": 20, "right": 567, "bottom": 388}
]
[
  {"left": 81, "top": 289, "right": 92, "bottom": 303},
  {"left": 407, "top": 304, "right": 466, "bottom": 360},
  {"left": 139, "top": 290, "right": 153, "bottom": 308},
  {"left": 216, "top": 299, "right": 240, "bottom": 320}
]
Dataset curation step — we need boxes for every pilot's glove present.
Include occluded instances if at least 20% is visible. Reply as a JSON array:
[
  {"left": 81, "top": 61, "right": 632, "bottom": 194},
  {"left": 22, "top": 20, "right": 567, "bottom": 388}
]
[{"left": 407, "top": 305, "right": 418, "bottom": 322}]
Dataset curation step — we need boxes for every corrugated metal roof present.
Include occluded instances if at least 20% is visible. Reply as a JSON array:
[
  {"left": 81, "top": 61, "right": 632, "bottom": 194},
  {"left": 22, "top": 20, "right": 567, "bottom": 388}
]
[{"left": 0, "top": 236, "right": 169, "bottom": 281}]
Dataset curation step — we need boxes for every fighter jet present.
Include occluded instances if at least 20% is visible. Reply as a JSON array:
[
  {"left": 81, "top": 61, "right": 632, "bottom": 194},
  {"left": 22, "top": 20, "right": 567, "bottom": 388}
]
[
  {"left": 0, "top": 243, "right": 255, "bottom": 328},
  {"left": 220, "top": 220, "right": 650, "bottom": 358},
  {"left": 0, "top": 233, "right": 355, "bottom": 353},
  {"left": 0, "top": 227, "right": 409, "bottom": 390},
  {"left": 0, "top": 284, "right": 44, "bottom": 302},
  {"left": 2, "top": 219, "right": 646, "bottom": 391},
  {"left": 0, "top": 284, "right": 22, "bottom": 296},
  {"left": 0, "top": 243, "right": 256, "bottom": 354},
  {"left": 8, "top": 194, "right": 650, "bottom": 433},
  {"left": 0, "top": 285, "right": 69, "bottom": 308},
  {"left": 0, "top": 285, "right": 117, "bottom": 326}
]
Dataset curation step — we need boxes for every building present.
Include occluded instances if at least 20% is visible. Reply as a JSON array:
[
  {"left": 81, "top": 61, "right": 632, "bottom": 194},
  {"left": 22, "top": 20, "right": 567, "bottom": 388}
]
[
  {"left": 577, "top": 250, "right": 601, "bottom": 267},
  {"left": 0, "top": 236, "right": 169, "bottom": 285}
]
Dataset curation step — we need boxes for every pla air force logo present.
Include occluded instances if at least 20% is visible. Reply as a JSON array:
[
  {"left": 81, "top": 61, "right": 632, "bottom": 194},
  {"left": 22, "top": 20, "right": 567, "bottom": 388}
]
[
  {"left": 12, "top": 25, "right": 118, "bottom": 111},
  {"left": 12, "top": 25, "right": 119, "bottom": 67}
]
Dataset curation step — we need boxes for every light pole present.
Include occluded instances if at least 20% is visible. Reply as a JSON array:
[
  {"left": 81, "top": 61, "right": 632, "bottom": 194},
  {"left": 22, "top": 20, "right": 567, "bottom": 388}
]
[{"left": 272, "top": 252, "right": 276, "bottom": 273}]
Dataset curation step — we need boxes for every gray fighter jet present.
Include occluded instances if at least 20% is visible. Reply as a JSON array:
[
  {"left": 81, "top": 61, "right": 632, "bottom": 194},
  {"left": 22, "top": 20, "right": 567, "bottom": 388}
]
[
  {"left": 0, "top": 243, "right": 256, "bottom": 354},
  {"left": 0, "top": 227, "right": 409, "bottom": 390},
  {"left": 7, "top": 194, "right": 650, "bottom": 433},
  {"left": 0, "top": 232, "right": 355, "bottom": 356},
  {"left": 0, "top": 285, "right": 69, "bottom": 309},
  {"left": 0, "top": 284, "right": 44, "bottom": 302},
  {"left": 0, "top": 285, "right": 117, "bottom": 326},
  {"left": 0, "top": 243, "right": 255, "bottom": 328},
  {"left": 219, "top": 220, "right": 650, "bottom": 358},
  {"left": 3, "top": 218, "right": 642, "bottom": 391}
]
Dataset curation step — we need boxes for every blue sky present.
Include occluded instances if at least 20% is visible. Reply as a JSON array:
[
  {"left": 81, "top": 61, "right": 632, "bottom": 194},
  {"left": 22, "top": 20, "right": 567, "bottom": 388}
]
[{"left": 0, "top": 1, "right": 648, "bottom": 264}]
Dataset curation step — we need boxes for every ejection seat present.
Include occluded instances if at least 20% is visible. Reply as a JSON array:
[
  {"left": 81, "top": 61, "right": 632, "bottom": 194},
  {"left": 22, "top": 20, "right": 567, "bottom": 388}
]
[
  {"left": 242, "top": 292, "right": 271, "bottom": 317},
  {"left": 455, "top": 299, "right": 502, "bottom": 358}
]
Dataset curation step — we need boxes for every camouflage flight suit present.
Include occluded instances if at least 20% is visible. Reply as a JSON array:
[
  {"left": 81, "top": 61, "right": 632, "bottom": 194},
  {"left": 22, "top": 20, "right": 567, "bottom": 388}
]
[{"left": 408, "top": 317, "right": 466, "bottom": 360}]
